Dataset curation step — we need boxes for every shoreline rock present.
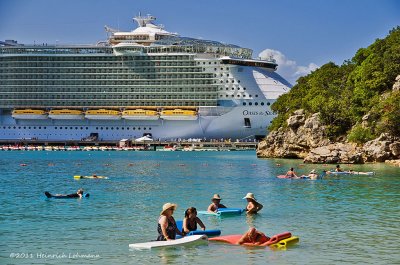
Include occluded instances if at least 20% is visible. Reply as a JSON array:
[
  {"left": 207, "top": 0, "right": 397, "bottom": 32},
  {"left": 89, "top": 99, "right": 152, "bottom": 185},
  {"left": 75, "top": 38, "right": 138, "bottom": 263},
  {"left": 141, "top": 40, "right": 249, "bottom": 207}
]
[{"left": 257, "top": 112, "right": 400, "bottom": 164}]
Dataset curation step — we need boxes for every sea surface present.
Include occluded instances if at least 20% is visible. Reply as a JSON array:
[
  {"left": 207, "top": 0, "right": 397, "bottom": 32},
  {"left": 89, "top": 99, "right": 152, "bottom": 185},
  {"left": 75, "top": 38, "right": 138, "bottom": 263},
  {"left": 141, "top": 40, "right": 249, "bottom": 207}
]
[{"left": 1, "top": 151, "right": 399, "bottom": 265}]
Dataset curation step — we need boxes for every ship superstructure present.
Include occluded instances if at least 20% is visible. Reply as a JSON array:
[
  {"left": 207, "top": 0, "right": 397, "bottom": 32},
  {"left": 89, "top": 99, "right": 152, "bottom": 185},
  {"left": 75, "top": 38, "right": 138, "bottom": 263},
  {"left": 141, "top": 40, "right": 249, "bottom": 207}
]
[{"left": 0, "top": 14, "right": 291, "bottom": 141}]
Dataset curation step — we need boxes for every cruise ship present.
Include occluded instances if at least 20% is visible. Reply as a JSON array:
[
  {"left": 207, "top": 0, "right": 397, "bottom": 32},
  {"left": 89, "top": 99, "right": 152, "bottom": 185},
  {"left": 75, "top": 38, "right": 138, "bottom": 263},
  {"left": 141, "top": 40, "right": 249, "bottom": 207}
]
[{"left": 0, "top": 14, "right": 292, "bottom": 141}]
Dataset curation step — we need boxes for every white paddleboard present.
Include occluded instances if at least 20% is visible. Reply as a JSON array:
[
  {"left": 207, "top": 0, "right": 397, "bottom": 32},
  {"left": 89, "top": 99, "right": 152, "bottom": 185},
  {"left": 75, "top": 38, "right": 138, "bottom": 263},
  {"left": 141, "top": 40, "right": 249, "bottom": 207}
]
[{"left": 129, "top": 234, "right": 208, "bottom": 249}]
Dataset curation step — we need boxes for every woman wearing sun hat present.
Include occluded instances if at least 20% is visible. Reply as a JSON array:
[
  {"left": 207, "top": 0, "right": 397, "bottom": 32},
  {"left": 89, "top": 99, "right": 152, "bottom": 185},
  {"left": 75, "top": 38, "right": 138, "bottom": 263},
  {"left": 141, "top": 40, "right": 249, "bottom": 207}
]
[
  {"left": 157, "top": 203, "right": 184, "bottom": 241},
  {"left": 243, "top": 193, "right": 263, "bottom": 214},
  {"left": 207, "top": 194, "right": 227, "bottom": 213}
]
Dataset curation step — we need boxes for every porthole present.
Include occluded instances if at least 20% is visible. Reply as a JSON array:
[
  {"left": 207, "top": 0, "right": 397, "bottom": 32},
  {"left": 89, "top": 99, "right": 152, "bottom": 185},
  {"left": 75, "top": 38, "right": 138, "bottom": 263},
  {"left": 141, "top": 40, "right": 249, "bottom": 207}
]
[
  {"left": 267, "top": 102, "right": 271, "bottom": 106},
  {"left": 33, "top": 127, "right": 36, "bottom": 129},
  {"left": 138, "top": 127, "right": 141, "bottom": 130},
  {"left": 231, "top": 87, "right": 234, "bottom": 90},
  {"left": 255, "top": 102, "right": 258, "bottom": 106},
  {"left": 144, "top": 127, "right": 147, "bottom": 130},
  {"left": 149, "top": 128, "right": 152, "bottom": 130},
  {"left": 106, "top": 127, "right": 108, "bottom": 130},
  {"left": 243, "top": 87, "right": 246, "bottom": 90},
  {"left": 243, "top": 102, "right": 246, "bottom": 106},
  {"left": 80, "top": 127, "right": 83, "bottom": 130},
  {"left": 100, "top": 127, "right": 103, "bottom": 130},
  {"left": 249, "top": 102, "right": 252, "bottom": 106},
  {"left": 261, "top": 102, "right": 265, "bottom": 106},
  {"left": 96, "top": 127, "right": 99, "bottom": 130},
  {"left": 133, "top": 127, "right": 136, "bottom": 130},
  {"left": 255, "top": 95, "right": 258, "bottom": 97},
  {"left": 75, "top": 127, "right": 78, "bottom": 130},
  {"left": 28, "top": 127, "right": 31, "bottom": 129}
]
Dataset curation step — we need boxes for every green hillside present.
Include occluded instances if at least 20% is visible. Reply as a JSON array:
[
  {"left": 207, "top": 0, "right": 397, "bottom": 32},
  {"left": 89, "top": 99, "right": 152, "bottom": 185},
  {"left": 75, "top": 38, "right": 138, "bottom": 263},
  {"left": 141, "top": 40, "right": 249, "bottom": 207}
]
[{"left": 270, "top": 26, "right": 400, "bottom": 143}]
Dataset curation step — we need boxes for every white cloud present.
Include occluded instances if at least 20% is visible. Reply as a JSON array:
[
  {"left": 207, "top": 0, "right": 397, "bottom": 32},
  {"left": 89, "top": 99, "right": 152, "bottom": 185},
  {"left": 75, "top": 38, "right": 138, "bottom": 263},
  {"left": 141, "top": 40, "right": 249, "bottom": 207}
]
[{"left": 258, "top": 49, "right": 318, "bottom": 85}]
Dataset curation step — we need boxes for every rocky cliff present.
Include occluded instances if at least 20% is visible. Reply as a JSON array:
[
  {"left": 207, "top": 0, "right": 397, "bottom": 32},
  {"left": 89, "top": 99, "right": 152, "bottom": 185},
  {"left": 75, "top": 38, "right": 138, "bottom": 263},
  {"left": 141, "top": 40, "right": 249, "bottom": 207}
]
[{"left": 257, "top": 111, "right": 400, "bottom": 165}]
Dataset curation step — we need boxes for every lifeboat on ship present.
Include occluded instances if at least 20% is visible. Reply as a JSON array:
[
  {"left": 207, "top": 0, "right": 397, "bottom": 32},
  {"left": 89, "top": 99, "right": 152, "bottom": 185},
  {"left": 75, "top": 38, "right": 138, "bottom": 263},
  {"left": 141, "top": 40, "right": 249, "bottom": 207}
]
[
  {"left": 48, "top": 109, "right": 84, "bottom": 120},
  {"left": 121, "top": 109, "right": 159, "bottom": 120},
  {"left": 160, "top": 109, "right": 198, "bottom": 120},
  {"left": 12, "top": 109, "right": 48, "bottom": 120},
  {"left": 84, "top": 109, "right": 121, "bottom": 120}
]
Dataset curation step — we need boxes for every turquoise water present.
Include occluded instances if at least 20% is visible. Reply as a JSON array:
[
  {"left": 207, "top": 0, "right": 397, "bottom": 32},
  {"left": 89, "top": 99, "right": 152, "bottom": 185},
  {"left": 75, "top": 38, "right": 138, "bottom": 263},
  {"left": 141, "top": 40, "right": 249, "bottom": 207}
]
[{"left": 1, "top": 151, "right": 399, "bottom": 264}]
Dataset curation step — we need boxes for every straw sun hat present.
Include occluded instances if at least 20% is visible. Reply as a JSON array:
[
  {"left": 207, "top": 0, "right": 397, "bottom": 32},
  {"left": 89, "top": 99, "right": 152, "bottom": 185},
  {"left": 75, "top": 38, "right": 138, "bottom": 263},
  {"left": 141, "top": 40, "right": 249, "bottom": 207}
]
[
  {"left": 243, "top": 193, "right": 257, "bottom": 201},
  {"left": 160, "top": 203, "right": 177, "bottom": 215},
  {"left": 310, "top": 169, "right": 317, "bottom": 174},
  {"left": 211, "top": 194, "right": 222, "bottom": 200}
]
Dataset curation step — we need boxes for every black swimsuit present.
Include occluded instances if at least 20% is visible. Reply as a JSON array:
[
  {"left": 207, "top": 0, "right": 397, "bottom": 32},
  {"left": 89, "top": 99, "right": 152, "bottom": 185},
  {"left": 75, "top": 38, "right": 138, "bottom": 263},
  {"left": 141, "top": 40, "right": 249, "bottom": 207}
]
[
  {"left": 185, "top": 219, "right": 197, "bottom": 232},
  {"left": 157, "top": 217, "right": 177, "bottom": 241}
]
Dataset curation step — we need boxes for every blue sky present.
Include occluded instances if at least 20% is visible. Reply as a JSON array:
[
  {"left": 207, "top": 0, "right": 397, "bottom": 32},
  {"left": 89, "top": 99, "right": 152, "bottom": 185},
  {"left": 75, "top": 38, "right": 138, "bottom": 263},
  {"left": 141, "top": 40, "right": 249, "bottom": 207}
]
[{"left": 0, "top": 0, "right": 399, "bottom": 84}]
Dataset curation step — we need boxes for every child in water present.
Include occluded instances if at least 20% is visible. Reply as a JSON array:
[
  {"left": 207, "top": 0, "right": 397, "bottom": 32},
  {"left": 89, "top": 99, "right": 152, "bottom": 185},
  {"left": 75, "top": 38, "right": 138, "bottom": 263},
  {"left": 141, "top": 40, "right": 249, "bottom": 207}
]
[{"left": 183, "top": 207, "right": 206, "bottom": 234}]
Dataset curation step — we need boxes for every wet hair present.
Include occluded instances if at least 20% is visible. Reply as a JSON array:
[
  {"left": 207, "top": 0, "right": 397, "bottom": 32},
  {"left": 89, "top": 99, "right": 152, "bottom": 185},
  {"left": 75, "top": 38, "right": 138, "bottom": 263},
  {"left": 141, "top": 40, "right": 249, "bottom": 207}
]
[
  {"left": 184, "top": 207, "right": 197, "bottom": 218},
  {"left": 290, "top": 167, "right": 294, "bottom": 171},
  {"left": 77, "top": 189, "right": 84, "bottom": 195},
  {"left": 336, "top": 165, "right": 340, "bottom": 168}
]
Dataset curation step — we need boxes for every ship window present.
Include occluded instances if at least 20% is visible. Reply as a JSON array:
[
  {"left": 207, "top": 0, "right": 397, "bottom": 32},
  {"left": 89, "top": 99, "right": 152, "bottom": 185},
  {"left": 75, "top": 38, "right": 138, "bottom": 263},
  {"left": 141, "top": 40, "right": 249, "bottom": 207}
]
[
  {"left": 133, "top": 127, "right": 135, "bottom": 130},
  {"left": 149, "top": 128, "right": 152, "bottom": 130},
  {"left": 111, "top": 127, "right": 114, "bottom": 130},
  {"left": 100, "top": 127, "right": 103, "bottom": 130},
  {"left": 243, "top": 87, "right": 246, "bottom": 90},
  {"left": 144, "top": 127, "right": 146, "bottom": 130},
  {"left": 121, "top": 127, "right": 124, "bottom": 130},
  {"left": 231, "top": 88, "right": 234, "bottom": 90},
  {"left": 75, "top": 127, "right": 78, "bottom": 130},
  {"left": 39, "top": 127, "right": 41, "bottom": 129},
  {"left": 232, "top": 95, "right": 234, "bottom": 97},
  {"left": 243, "top": 102, "right": 246, "bottom": 106},
  {"left": 267, "top": 102, "right": 270, "bottom": 106},
  {"left": 255, "top": 102, "right": 258, "bottom": 106},
  {"left": 138, "top": 127, "right": 141, "bottom": 130},
  {"left": 106, "top": 127, "right": 109, "bottom": 130},
  {"left": 249, "top": 102, "right": 252, "bottom": 106},
  {"left": 96, "top": 127, "right": 99, "bottom": 130},
  {"left": 261, "top": 102, "right": 265, "bottom": 106},
  {"left": 220, "top": 95, "right": 223, "bottom": 97},
  {"left": 65, "top": 127, "right": 68, "bottom": 129},
  {"left": 226, "top": 88, "right": 228, "bottom": 90},
  {"left": 255, "top": 95, "right": 258, "bottom": 97}
]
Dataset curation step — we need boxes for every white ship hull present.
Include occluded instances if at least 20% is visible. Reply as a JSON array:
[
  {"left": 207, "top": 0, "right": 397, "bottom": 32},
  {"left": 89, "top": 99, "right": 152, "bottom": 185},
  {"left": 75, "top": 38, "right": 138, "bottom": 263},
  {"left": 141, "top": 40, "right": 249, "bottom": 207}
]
[{"left": 0, "top": 105, "right": 275, "bottom": 141}]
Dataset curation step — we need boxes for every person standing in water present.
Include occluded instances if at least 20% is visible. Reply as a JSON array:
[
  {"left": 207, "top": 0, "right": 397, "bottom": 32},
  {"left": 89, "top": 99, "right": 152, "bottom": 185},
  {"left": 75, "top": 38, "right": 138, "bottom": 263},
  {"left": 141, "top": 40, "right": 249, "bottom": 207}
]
[
  {"left": 157, "top": 203, "right": 184, "bottom": 241},
  {"left": 243, "top": 193, "right": 263, "bottom": 214},
  {"left": 207, "top": 194, "right": 227, "bottom": 213}
]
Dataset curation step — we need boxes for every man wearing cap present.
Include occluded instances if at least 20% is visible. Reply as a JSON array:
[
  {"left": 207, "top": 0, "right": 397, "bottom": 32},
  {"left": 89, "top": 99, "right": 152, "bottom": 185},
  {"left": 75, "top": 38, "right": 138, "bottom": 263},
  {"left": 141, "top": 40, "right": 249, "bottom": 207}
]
[
  {"left": 207, "top": 194, "right": 227, "bottom": 213},
  {"left": 243, "top": 193, "right": 263, "bottom": 214}
]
